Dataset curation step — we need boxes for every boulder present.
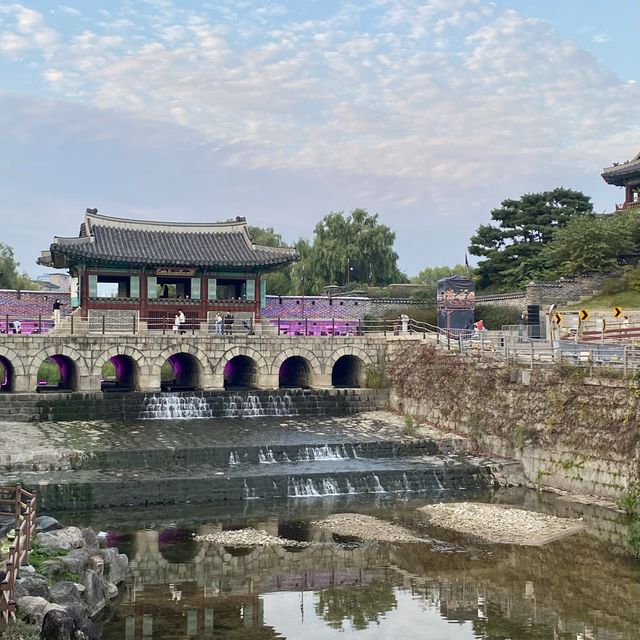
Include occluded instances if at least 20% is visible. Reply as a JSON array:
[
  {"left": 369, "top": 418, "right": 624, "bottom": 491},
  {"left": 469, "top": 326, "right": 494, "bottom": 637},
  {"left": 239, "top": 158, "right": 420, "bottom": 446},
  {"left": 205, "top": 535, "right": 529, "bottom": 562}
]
[
  {"left": 16, "top": 596, "right": 64, "bottom": 625},
  {"left": 40, "top": 608, "right": 74, "bottom": 640},
  {"left": 99, "top": 547, "right": 128, "bottom": 585},
  {"left": 36, "top": 527, "right": 84, "bottom": 552},
  {"left": 80, "top": 528, "right": 99, "bottom": 553},
  {"left": 36, "top": 516, "right": 64, "bottom": 534},
  {"left": 40, "top": 605, "right": 98, "bottom": 640},
  {"left": 81, "top": 569, "right": 105, "bottom": 616},
  {"left": 14, "top": 573, "right": 50, "bottom": 600},
  {"left": 105, "top": 582, "right": 119, "bottom": 599},
  {"left": 60, "top": 549, "right": 89, "bottom": 575},
  {"left": 49, "top": 581, "right": 83, "bottom": 607}
]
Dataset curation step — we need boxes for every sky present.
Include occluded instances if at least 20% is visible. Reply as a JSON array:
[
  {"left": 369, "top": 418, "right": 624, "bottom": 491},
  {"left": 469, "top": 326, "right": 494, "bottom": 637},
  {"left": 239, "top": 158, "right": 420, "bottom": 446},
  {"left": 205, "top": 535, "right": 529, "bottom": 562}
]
[{"left": 1, "top": 0, "right": 639, "bottom": 279}]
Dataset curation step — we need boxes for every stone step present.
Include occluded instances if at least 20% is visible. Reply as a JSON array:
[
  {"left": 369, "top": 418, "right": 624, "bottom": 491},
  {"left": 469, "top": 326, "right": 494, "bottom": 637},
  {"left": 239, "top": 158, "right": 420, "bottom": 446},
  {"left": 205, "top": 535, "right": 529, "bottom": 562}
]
[
  {"left": 0, "top": 456, "right": 516, "bottom": 509},
  {"left": 0, "top": 438, "right": 458, "bottom": 472}
]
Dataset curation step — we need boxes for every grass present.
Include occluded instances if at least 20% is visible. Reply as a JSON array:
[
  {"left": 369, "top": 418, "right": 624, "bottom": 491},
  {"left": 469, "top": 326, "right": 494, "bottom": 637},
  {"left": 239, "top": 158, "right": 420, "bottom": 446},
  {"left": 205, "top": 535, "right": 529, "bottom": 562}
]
[
  {"left": 0, "top": 618, "right": 40, "bottom": 640},
  {"left": 402, "top": 414, "right": 419, "bottom": 436},
  {"left": 566, "top": 289, "right": 640, "bottom": 310}
]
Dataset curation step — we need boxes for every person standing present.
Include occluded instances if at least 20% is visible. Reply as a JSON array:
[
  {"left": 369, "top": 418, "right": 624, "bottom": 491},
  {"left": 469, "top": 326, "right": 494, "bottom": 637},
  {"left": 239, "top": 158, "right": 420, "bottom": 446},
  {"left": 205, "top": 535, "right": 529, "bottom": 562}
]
[
  {"left": 177, "top": 309, "right": 186, "bottom": 334},
  {"left": 215, "top": 312, "right": 223, "bottom": 335},
  {"left": 52, "top": 298, "right": 63, "bottom": 326},
  {"left": 224, "top": 311, "right": 234, "bottom": 335}
]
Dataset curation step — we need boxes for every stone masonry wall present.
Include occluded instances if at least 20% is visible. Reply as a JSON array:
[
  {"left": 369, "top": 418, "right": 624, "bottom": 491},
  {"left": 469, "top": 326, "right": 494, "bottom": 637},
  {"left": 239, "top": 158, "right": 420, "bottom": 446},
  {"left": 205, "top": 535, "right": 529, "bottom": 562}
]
[
  {"left": 386, "top": 342, "right": 640, "bottom": 500},
  {"left": 0, "top": 333, "right": 387, "bottom": 393}
]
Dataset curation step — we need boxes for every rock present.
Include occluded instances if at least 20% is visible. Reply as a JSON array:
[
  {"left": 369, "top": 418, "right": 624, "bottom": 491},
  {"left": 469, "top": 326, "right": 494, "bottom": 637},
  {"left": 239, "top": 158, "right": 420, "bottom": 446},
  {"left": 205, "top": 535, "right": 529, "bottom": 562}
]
[
  {"left": 16, "top": 596, "right": 64, "bottom": 625},
  {"left": 0, "top": 518, "right": 14, "bottom": 538},
  {"left": 81, "top": 528, "right": 99, "bottom": 553},
  {"left": 88, "top": 555, "right": 104, "bottom": 578},
  {"left": 81, "top": 569, "right": 105, "bottom": 616},
  {"left": 14, "top": 573, "right": 50, "bottom": 600},
  {"left": 105, "top": 582, "right": 119, "bottom": 599},
  {"left": 36, "top": 516, "right": 64, "bottom": 533},
  {"left": 49, "top": 581, "right": 83, "bottom": 606},
  {"left": 40, "top": 605, "right": 98, "bottom": 640},
  {"left": 99, "top": 547, "right": 128, "bottom": 585},
  {"left": 21, "top": 564, "right": 37, "bottom": 574},
  {"left": 36, "top": 527, "right": 84, "bottom": 552},
  {"left": 40, "top": 608, "right": 74, "bottom": 640},
  {"left": 60, "top": 549, "right": 88, "bottom": 575}
]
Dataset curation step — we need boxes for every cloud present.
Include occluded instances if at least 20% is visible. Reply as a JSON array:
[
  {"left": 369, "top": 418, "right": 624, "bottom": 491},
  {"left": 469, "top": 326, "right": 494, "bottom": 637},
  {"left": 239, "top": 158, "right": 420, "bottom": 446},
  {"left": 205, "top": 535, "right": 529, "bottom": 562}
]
[{"left": 1, "top": 0, "right": 639, "bottom": 275}]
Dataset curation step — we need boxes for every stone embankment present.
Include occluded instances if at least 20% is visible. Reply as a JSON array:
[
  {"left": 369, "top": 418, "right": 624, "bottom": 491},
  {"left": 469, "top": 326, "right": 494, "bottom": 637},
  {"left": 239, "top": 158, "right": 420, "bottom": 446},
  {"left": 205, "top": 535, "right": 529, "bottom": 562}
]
[
  {"left": 386, "top": 342, "right": 640, "bottom": 501},
  {"left": 5, "top": 516, "right": 128, "bottom": 639}
]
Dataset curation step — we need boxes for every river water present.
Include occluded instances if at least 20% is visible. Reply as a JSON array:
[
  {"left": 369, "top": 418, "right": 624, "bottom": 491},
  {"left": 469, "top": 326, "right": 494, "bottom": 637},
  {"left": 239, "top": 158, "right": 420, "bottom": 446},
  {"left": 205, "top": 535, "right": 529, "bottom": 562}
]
[{"left": 66, "top": 491, "right": 639, "bottom": 640}]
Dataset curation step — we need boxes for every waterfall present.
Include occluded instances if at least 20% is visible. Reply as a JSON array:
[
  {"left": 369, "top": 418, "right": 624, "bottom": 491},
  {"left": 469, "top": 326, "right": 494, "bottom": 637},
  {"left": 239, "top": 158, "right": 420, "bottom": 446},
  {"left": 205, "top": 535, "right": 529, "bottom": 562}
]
[
  {"left": 258, "top": 447, "right": 277, "bottom": 464},
  {"left": 140, "top": 394, "right": 212, "bottom": 419},
  {"left": 243, "top": 480, "right": 257, "bottom": 500},
  {"left": 433, "top": 470, "right": 445, "bottom": 491},
  {"left": 228, "top": 451, "right": 240, "bottom": 465},
  {"left": 223, "top": 393, "right": 298, "bottom": 418},
  {"left": 371, "top": 474, "right": 386, "bottom": 493},
  {"left": 297, "top": 445, "right": 347, "bottom": 461}
]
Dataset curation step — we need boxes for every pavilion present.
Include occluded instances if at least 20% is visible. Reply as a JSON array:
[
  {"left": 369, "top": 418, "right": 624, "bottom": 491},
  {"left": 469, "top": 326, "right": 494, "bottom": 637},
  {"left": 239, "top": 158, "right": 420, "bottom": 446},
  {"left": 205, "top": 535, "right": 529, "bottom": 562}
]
[
  {"left": 38, "top": 209, "right": 298, "bottom": 330},
  {"left": 602, "top": 151, "right": 640, "bottom": 211}
]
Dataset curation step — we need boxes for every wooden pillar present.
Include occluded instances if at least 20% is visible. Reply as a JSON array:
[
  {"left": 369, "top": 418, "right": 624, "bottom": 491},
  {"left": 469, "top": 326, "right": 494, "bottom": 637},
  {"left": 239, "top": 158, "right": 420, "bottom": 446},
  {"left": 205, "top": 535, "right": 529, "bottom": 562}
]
[
  {"left": 626, "top": 184, "right": 633, "bottom": 205},
  {"left": 140, "top": 270, "right": 148, "bottom": 322},
  {"left": 80, "top": 270, "right": 89, "bottom": 319}
]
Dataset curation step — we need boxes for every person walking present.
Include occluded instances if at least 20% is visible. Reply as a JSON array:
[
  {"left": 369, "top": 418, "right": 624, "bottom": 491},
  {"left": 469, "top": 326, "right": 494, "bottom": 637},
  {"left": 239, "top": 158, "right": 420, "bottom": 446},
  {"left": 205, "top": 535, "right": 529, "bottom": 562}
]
[{"left": 215, "top": 312, "right": 223, "bottom": 335}]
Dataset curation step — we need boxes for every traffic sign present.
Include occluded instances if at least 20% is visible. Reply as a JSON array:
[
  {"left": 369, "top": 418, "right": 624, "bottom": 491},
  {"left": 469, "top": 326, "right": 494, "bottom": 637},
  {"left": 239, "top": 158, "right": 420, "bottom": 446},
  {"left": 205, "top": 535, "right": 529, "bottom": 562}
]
[
  {"left": 613, "top": 306, "right": 623, "bottom": 318},
  {"left": 579, "top": 309, "right": 589, "bottom": 321},
  {"left": 553, "top": 312, "right": 562, "bottom": 325}
]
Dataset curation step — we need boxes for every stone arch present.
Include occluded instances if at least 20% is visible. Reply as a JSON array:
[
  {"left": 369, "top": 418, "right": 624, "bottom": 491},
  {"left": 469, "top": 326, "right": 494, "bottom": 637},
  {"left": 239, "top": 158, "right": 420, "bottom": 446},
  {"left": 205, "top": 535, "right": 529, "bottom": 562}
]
[
  {"left": 151, "top": 345, "right": 210, "bottom": 391},
  {"left": 324, "top": 346, "right": 374, "bottom": 375},
  {"left": 29, "top": 345, "right": 90, "bottom": 380},
  {"left": 95, "top": 346, "right": 149, "bottom": 392},
  {"left": 270, "top": 347, "right": 321, "bottom": 378},
  {"left": 94, "top": 346, "right": 150, "bottom": 374},
  {"left": 214, "top": 346, "right": 269, "bottom": 379},
  {"left": 0, "top": 346, "right": 26, "bottom": 378},
  {"left": 151, "top": 345, "right": 211, "bottom": 380}
]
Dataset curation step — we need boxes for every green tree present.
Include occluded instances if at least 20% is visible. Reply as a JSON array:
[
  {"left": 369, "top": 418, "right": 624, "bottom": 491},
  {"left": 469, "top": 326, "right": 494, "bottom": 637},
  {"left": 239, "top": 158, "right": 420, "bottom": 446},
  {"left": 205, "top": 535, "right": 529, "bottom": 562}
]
[
  {"left": 469, "top": 188, "right": 593, "bottom": 290},
  {"left": 248, "top": 226, "right": 295, "bottom": 295},
  {"left": 302, "top": 209, "right": 405, "bottom": 293},
  {"left": 540, "top": 214, "right": 635, "bottom": 277},
  {"left": 0, "top": 242, "right": 36, "bottom": 290}
]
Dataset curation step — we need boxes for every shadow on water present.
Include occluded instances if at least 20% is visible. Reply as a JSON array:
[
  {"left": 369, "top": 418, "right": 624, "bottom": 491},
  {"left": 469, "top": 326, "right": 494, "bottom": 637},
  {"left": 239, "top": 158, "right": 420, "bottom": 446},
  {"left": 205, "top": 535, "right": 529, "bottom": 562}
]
[{"left": 62, "top": 488, "right": 640, "bottom": 640}]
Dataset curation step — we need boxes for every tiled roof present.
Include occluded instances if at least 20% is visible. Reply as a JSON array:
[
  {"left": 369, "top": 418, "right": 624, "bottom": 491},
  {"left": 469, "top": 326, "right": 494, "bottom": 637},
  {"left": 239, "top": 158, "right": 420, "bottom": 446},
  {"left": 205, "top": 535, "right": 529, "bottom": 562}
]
[
  {"left": 602, "top": 151, "right": 640, "bottom": 185},
  {"left": 39, "top": 212, "right": 299, "bottom": 271}
]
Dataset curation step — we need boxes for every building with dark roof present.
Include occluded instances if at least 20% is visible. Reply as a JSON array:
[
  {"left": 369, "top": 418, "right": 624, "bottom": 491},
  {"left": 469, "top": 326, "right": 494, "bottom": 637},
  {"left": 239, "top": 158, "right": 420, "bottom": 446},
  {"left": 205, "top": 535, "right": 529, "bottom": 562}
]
[
  {"left": 602, "top": 150, "right": 640, "bottom": 211},
  {"left": 38, "top": 210, "right": 298, "bottom": 328}
]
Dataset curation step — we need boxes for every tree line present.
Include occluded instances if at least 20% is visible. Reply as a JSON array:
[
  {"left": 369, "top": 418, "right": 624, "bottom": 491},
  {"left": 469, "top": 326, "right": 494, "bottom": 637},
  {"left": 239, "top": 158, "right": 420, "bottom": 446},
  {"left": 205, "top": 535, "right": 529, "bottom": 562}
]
[{"left": 4, "top": 190, "right": 638, "bottom": 297}]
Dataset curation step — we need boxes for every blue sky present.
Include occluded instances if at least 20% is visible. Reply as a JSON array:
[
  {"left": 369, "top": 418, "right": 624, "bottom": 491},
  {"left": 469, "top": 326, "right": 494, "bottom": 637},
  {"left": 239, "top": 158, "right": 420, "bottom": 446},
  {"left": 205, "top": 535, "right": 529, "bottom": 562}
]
[{"left": 1, "top": 0, "right": 639, "bottom": 278}]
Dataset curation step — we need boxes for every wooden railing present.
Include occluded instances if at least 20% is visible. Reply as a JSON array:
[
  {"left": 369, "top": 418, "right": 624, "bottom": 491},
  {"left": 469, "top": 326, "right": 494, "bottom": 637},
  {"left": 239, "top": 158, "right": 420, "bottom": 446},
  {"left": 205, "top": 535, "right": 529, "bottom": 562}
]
[{"left": 0, "top": 485, "right": 37, "bottom": 624}]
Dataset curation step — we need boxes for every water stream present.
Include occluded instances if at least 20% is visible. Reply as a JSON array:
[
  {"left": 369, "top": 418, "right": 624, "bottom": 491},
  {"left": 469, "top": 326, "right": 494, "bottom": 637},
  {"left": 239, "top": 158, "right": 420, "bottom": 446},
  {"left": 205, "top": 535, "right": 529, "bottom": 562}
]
[{"left": 67, "top": 493, "right": 640, "bottom": 640}]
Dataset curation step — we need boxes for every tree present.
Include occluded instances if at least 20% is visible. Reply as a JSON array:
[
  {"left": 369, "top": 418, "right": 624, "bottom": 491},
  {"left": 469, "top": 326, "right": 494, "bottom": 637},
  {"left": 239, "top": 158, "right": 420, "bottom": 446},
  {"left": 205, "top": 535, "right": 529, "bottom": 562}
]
[
  {"left": 248, "top": 226, "right": 294, "bottom": 295},
  {"left": 468, "top": 188, "right": 593, "bottom": 290},
  {"left": 302, "top": 209, "right": 405, "bottom": 294},
  {"left": 0, "top": 243, "right": 35, "bottom": 290},
  {"left": 541, "top": 214, "right": 635, "bottom": 277}
]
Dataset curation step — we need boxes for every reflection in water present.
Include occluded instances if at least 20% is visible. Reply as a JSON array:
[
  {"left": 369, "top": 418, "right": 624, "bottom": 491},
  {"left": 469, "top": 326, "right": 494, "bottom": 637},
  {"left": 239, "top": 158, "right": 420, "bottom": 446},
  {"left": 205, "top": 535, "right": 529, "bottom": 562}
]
[{"left": 95, "top": 495, "right": 640, "bottom": 640}]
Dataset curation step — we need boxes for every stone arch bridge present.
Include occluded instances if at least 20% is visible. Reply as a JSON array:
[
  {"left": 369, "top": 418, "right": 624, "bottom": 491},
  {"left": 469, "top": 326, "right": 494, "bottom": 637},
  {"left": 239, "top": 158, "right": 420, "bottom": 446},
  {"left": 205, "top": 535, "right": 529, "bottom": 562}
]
[{"left": 0, "top": 334, "right": 388, "bottom": 393}]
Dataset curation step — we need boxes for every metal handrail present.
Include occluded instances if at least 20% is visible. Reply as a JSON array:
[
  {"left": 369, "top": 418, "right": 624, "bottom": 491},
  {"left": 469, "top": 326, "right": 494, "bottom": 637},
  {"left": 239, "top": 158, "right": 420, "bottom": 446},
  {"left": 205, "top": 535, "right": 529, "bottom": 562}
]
[{"left": 0, "top": 484, "right": 37, "bottom": 624}]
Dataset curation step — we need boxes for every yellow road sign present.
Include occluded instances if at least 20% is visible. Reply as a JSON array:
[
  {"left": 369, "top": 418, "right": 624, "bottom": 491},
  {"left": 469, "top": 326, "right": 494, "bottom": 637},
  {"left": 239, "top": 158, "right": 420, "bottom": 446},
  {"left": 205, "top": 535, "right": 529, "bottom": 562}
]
[
  {"left": 553, "top": 312, "right": 562, "bottom": 325},
  {"left": 613, "top": 306, "right": 623, "bottom": 318},
  {"left": 579, "top": 309, "right": 589, "bottom": 321}
]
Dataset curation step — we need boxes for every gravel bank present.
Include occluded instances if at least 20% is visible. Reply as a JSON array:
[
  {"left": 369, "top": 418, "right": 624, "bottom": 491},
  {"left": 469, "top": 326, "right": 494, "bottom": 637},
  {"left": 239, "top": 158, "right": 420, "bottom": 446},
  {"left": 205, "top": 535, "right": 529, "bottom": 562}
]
[
  {"left": 420, "top": 502, "right": 585, "bottom": 545},
  {"left": 313, "top": 513, "right": 424, "bottom": 543},
  {"left": 194, "top": 528, "right": 308, "bottom": 547}
]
